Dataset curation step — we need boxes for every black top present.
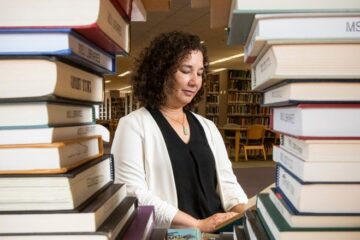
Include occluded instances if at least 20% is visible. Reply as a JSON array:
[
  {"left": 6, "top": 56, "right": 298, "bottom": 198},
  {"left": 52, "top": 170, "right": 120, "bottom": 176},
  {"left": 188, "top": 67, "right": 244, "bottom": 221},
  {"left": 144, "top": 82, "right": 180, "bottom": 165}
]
[{"left": 147, "top": 108, "right": 224, "bottom": 219}]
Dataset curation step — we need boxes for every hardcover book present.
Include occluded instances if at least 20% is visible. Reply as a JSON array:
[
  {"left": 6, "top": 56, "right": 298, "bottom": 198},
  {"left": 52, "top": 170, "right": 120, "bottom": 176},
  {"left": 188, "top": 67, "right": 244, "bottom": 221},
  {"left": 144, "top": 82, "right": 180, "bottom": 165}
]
[
  {"left": 243, "top": 210, "right": 269, "bottom": 240},
  {"left": 0, "top": 29, "right": 115, "bottom": 74},
  {"left": 276, "top": 165, "right": 360, "bottom": 214},
  {"left": 263, "top": 80, "right": 360, "bottom": 106},
  {"left": 0, "top": 101, "right": 95, "bottom": 130},
  {"left": 272, "top": 104, "right": 360, "bottom": 139},
  {"left": 256, "top": 193, "right": 360, "bottom": 240},
  {"left": 227, "top": 0, "right": 360, "bottom": 45},
  {"left": 251, "top": 44, "right": 360, "bottom": 91},
  {"left": 0, "top": 185, "right": 132, "bottom": 235},
  {"left": 273, "top": 145, "right": 360, "bottom": 182},
  {"left": 167, "top": 228, "right": 202, "bottom": 240},
  {"left": 0, "top": 0, "right": 130, "bottom": 54},
  {"left": 0, "top": 57, "right": 104, "bottom": 104},
  {"left": 244, "top": 12, "right": 360, "bottom": 63},
  {"left": 0, "top": 155, "right": 114, "bottom": 211},
  {"left": 280, "top": 134, "right": 360, "bottom": 162},
  {"left": 0, "top": 136, "right": 103, "bottom": 174},
  {"left": 122, "top": 205, "right": 155, "bottom": 240},
  {"left": 0, "top": 124, "right": 110, "bottom": 145},
  {"left": 269, "top": 188, "right": 360, "bottom": 228}
]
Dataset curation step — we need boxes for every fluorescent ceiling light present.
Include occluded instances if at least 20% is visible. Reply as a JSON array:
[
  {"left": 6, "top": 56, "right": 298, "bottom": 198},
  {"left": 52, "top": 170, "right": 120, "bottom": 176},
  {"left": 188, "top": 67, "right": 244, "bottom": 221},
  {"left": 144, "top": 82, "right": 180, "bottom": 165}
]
[
  {"left": 105, "top": 80, "right": 111, "bottom": 84},
  {"left": 211, "top": 68, "right": 227, "bottom": 73},
  {"left": 118, "top": 70, "right": 132, "bottom": 77},
  {"left": 209, "top": 53, "right": 244, "bottom": 65},
  {"left": 118, "top": 85, "right": 132, "bottom": 91}
]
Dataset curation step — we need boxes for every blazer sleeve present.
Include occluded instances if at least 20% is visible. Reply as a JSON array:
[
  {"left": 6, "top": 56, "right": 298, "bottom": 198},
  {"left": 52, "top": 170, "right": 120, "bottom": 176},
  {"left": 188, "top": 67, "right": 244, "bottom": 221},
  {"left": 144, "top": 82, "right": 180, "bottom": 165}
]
[
  {"left": 111, "top": 113, "right": 178, "bottom": 227},
  {"left": 202, "top": 118, "right": 248, "bottom": 210}
]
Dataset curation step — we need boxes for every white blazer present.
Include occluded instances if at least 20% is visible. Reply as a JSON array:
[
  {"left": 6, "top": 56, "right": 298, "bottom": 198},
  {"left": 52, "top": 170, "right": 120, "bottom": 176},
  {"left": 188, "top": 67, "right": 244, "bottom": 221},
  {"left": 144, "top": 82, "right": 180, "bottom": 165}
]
[{"left": 111, "top": 107, "right": 248, "bottom": 227}]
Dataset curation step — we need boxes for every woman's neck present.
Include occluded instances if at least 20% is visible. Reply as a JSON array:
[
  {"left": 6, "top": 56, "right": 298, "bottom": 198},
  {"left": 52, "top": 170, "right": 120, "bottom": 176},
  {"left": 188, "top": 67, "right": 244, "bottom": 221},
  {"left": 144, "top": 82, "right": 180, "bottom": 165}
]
[{"left": 159, "top": 105, "right": 184, "bottom": 118}]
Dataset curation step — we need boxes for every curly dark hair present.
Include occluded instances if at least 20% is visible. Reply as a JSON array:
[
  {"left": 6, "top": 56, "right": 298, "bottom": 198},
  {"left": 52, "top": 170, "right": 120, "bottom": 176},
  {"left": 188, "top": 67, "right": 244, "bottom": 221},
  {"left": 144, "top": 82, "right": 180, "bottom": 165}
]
[{"left": 132, "top": 31, "right": 209, "bottom": 110}]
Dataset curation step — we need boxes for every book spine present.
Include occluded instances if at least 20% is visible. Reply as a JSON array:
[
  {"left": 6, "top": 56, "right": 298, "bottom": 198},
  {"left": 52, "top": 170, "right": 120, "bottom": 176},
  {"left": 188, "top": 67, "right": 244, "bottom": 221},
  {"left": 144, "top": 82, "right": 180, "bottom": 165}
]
[
  {"left": 56, "top": 61, "right": 104, "bottom": 103},
  {"left": 69, "top": 33, "right": 114, "bottom": 72},
  {"left": 281, "top": 135, "right": 308, "bottom": 160},
  {"left": 252, "top": 47, "right": 276, "bottom": 91},
  {"left": 244, "top": 24, "right": 263, "bottom": 63},
  {"left": 273, "top": 146, "right": 305, "bottom": 181},
  {"left": 272, "top": 107, "right": 301, "bottom": 136}
]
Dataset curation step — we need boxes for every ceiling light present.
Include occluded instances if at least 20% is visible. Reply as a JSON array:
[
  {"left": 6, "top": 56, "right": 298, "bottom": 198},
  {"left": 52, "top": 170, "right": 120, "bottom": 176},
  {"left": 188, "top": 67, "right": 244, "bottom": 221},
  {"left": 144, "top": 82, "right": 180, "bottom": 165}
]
[
  {"left": 118, "top": 85, "right": 132, "bottom": 91},
  {"left": 200, "top": 40, "right": 205, "bottom": 44},
  {"left": 105, "top": 80, "right": 111, "bottom": 84},
  {"left": 118, "top": 70, "right": 132, "bottom": 77},
  {"left": 209, "top": 53, "right": 244, "bottom": 65},
  {"left": 211, "top": 68, "right": 227, "bottom": 73}
]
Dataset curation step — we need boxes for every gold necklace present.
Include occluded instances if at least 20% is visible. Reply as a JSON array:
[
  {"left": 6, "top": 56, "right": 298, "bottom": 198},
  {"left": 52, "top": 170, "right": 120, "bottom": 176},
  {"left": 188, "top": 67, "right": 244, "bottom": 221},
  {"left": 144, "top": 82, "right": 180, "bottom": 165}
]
[{"left": 162, "top": 111, "right": 189, "bottom": 135}]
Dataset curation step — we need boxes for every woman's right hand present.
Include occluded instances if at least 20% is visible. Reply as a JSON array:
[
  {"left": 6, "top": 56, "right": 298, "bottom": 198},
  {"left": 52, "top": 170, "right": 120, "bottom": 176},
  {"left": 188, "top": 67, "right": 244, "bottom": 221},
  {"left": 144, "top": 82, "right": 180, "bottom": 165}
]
[{"left": 196, "top": 212, "right": 239, "bottom": 233}]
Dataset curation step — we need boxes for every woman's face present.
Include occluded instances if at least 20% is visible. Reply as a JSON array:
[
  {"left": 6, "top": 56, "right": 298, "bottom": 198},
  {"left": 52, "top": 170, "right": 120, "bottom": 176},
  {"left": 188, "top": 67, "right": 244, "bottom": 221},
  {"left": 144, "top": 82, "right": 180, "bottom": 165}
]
[{"left": 164, "top": 50, "right": 204, "bottom": 108}]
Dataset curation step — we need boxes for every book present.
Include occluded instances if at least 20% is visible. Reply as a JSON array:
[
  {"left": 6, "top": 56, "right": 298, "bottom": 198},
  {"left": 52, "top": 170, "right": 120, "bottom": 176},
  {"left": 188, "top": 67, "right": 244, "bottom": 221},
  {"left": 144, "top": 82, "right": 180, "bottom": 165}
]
[
  {"left": 0, "top": 102, "right": 95, "bottom": 130},
  {"left": 251, "top": 44, "right": 360, "bottom": 91},
  {"left": 0, "top": 136, "right": 103, "bottom": 174},
  {"left": 0, "top": 0, "right": 130, "bottom": 54},
  {"left": 244, "top": 12, "right": 360, "bottom": 63},
  {"left": 273, "top": 145, "right": 360, "bottom": 182},
  {"left": 214, "top": 213, "right": 243, "bottom": 233},
  {"left": 276, "top": 165, "right": 360, "bottom": 214},
  {"left": 234, "top": 225, "right": 247, "bottom": 240},
  {"left": 263, "top": 80, "right": 360, "bottom": 106},
  {"left": 269, "top": 188, "right": 360, "bottom": 228},
  {"left": 0, "top": 124, "right": 110, "bottom": 145},
  {"left": 0, "top": 154, "right": 114, "bottom": 211},
  {"left": 256, "top": 193, "right": 360, "bottom": 240},
  {"left": 167, "top": 228, "right": 202, "bottom": 240},
  {"left": 0, "top": 57, "right": 104, "bottom": 103},
  {"left": 122, "top": 205, "right": 155, "bottom": 240},
  {"left": 0, "top": 29, "right": 115, "bottom": 74},
  {"left": 272, "top": 104, "right": 360, "bottom": 139},
  {"left": 280, "top": 134, "right": 360, "bottom": 162},
  {"left": 149, "top": 228, "right": 167, "bottom": 240},
  {"left": 227, "top": 0, "right": 360, "bottom": 45},
  {"left": 243, "top": 210, "right": 269, "bottom": 240},
  {"left": 0, "top": 185, "right": 133, "bottom": 235},
  {"left": 110, "top": 0, "right": 133, "bottom": 21}
]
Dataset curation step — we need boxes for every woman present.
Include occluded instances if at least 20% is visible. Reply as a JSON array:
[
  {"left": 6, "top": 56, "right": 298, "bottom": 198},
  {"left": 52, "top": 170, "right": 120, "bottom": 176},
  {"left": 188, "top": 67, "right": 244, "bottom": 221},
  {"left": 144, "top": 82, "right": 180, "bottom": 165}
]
[{"left": 111, "top": 31, "right": 248, "bottom": 232}]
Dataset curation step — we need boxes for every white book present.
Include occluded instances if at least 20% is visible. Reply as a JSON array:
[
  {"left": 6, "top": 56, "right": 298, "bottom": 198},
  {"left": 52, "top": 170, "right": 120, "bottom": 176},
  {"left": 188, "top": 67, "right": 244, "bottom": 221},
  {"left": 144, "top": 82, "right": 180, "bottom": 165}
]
[
  {"left": 0, "top": 155, "right": 113, "bottom": 211},
  {"left": 0, "top": 184, "right": 130, "bottom": 234},
  {"left": 244, "top": 12, "right": 360, "bottom": 63},
  {"left": 276, "top": 166, "right": 360, "bottom": 214},
  {"left": 273, "top": 145, "right": 360, "bottom": 182},
  {"left": 0, "top": 30, "right": 115, "bottom": 74},
  {"left": 272, "top": 104, "right": 360, "bottom": 138},
  {"left": 251, "top": 44, "right": 360, "bottom": 91},
  {"left": 0, "top": 0, "right": 130, "bottom": 54},
  {"left": 280, "top": 134, "right": 360, "bottom": 162},
  {"left": 0, "top": 124, "right": 109, "bottom": 145},
  {"left": 263, "top": 80, "right": 360, "bottom": 106},
  {"left": 227, "top": 0, "right": 360, "bottom": 44},
  {"left": 269, "top": 188, "right": 360, "bottom": 228},
  {"left": 0, "top": 136, "right": 103, "bottom": 174},
  {"left": 0, "top": 57, "right": 104, "bottom": 103},
  {"left": 0, "top": 102, "right": 94, "bottom": 129}
]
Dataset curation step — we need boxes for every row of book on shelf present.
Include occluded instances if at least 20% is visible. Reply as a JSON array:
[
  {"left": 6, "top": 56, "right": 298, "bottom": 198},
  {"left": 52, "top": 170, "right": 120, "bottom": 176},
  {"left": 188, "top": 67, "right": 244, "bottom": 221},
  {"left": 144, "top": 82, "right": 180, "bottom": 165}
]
[
  {"left": 226, "top": 0, "right": 360, "bottom": 239},
  {"left": 0, "top": 0, "right": 168, "bottom": 239}
]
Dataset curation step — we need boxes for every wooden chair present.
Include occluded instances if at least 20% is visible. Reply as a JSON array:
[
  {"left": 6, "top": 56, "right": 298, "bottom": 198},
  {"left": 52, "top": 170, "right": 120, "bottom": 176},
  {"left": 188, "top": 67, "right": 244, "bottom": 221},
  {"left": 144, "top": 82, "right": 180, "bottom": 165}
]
[{"left": 239, "top": 124, "right": 267, "bottom": 161}]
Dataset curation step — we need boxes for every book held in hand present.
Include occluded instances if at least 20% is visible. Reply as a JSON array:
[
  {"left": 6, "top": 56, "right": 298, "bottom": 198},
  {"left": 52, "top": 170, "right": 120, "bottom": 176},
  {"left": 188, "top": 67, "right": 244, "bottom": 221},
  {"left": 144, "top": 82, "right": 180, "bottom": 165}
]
[
  {"left": 0, "top": 57, "right": 104, "bottom": 103},
  {"left": 0, "top": 155, "right": 114, "bottom": 211},
  {"left": 167, "top": 228, "right": 202, "bottom": 240},
  {"left": 0, "top": 0, "right": 130, "bottom": 54},
  {"left": 0, "top": 29, "right": 115, "bottom": 74},
  {"left": 0, "top": 136, "right": 103, "bottom": 174},
  {"left": 0, "top": 184, "right": 132, "bottom": 235}
]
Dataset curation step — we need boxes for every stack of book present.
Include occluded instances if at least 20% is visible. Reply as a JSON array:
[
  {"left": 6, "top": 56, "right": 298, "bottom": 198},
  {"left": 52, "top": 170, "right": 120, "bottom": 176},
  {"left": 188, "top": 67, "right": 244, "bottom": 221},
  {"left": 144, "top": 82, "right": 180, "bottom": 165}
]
[
  {"left": 227, "top": 0, "right": 360, "bottom": 239},
  {"left": 0, "top": 0, "right": 145, "bottom": 239}
]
